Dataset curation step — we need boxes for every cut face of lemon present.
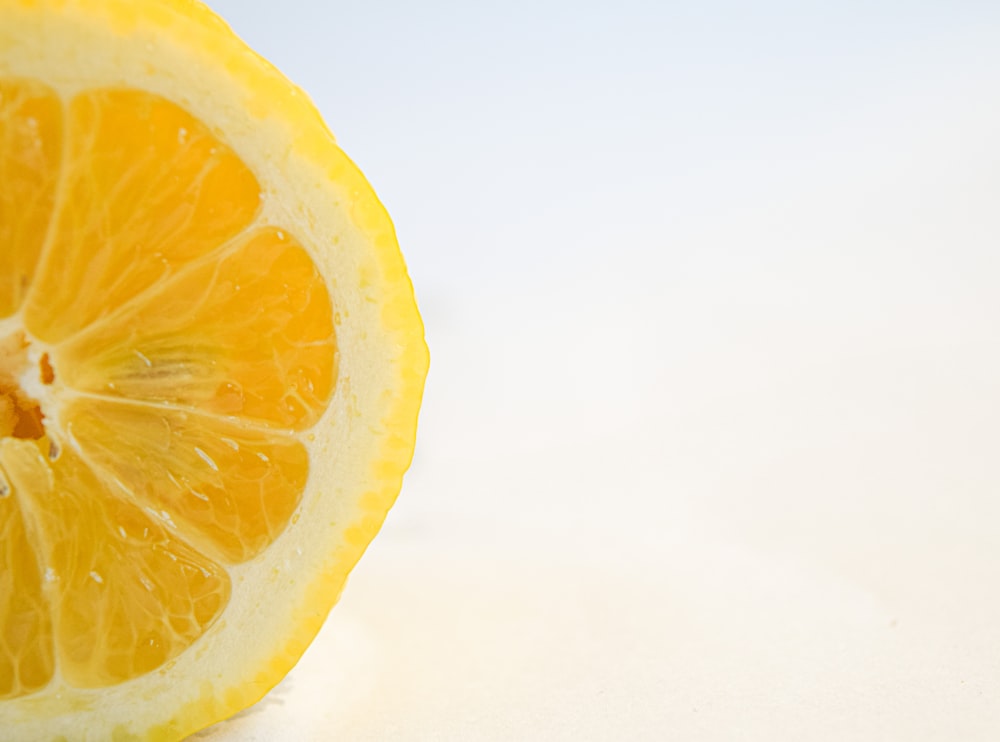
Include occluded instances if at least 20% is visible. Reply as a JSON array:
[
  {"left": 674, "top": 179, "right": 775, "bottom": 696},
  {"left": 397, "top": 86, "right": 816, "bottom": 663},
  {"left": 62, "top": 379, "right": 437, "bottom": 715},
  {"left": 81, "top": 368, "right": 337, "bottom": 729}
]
[{"left": 0, "top": 1, "right": 427, "bottom": 739}]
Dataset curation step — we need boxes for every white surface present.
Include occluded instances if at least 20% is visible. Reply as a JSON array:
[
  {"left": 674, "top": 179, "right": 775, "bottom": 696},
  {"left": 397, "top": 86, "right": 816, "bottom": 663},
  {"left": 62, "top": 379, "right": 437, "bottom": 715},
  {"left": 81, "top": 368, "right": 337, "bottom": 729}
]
[{"left": 196, "top": 2, "right": 1000, "bottom": 739}]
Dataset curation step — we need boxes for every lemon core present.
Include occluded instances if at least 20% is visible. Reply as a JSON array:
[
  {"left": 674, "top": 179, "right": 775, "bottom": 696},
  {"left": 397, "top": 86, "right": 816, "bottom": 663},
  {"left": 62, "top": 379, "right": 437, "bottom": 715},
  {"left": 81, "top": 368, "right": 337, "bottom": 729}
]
[{"left": 0, "top": 331, "right": 49, "bottom": 441}]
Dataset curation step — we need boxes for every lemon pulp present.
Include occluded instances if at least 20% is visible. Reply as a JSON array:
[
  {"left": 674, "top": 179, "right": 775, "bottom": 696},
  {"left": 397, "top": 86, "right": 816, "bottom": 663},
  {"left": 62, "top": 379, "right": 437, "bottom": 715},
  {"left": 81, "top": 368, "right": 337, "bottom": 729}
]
[{"left": 0, "top": 80, "right": 335, "bottom": 695}]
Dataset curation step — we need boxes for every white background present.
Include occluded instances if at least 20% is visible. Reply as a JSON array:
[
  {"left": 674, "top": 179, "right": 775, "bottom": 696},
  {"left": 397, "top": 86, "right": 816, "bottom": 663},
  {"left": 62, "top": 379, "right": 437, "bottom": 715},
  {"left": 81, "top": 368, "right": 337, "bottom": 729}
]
[{"left": 196, "top": 2, "right": 1000, "bottom": 739}]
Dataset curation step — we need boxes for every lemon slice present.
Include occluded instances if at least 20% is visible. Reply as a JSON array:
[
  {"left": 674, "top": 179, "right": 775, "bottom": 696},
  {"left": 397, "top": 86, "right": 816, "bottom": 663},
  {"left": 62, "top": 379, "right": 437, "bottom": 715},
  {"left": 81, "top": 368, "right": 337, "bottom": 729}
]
[{"left": 0, "top": 1, "right": 428, "bottom": 739}]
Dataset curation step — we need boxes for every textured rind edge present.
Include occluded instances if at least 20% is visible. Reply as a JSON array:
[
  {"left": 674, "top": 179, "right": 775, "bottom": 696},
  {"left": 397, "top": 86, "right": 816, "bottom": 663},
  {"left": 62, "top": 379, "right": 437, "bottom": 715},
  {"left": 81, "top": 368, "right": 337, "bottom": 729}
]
[{"left": 0, "top": 0, "right": 429, "bottom": 739}]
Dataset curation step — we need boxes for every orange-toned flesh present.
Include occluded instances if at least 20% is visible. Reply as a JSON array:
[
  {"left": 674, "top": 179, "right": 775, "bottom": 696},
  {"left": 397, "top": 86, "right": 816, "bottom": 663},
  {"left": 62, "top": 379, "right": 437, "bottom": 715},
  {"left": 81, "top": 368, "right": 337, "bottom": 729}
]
[{"left": 0, "top": 80, "right": 336, "bottom": 696}]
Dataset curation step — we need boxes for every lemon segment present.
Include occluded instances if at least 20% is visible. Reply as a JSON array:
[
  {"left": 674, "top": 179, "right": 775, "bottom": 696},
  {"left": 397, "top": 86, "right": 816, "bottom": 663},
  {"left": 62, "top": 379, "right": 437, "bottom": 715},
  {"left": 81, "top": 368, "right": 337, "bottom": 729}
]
[{"left": 0, "top": 79, "right": 62, "bottom": 319}]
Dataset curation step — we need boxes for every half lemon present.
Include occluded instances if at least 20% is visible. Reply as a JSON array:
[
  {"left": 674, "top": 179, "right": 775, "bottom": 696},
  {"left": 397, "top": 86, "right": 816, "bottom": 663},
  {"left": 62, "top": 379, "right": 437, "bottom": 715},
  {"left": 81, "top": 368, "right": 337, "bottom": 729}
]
[{"left": 0, "top": 1, "right": 427, "bottom": 739}]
